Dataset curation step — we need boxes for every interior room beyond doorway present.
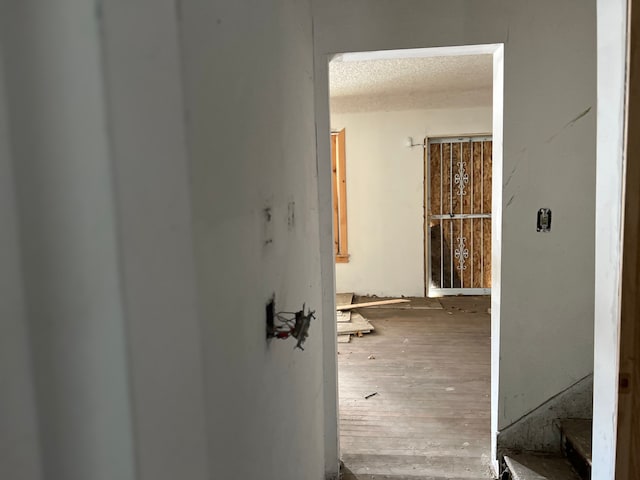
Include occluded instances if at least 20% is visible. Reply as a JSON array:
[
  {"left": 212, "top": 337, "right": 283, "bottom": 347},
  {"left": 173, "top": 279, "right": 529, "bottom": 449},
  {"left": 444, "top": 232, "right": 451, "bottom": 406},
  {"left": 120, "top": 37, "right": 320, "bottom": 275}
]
[{"left": 328, "top": 44, "right": 503, "bottom": 476}]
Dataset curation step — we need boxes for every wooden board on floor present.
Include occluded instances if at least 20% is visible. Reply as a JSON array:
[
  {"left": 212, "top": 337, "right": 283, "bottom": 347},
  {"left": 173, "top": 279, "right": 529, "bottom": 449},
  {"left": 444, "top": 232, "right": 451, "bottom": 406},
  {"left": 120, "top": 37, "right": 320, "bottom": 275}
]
[
  {"left": 337, "top": 298, "right": 410, "bottom": 311},
  {"left": 354, "top": 296, "right": 443, "bottom": 310}
]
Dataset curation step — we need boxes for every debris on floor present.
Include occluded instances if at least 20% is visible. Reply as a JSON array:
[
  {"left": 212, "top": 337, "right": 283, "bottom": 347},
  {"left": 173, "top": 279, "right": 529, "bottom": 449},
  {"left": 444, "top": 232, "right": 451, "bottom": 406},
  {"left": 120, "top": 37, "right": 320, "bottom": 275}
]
[
  {"left": 336, "top": 298, "right": 410, "bottom": 311},
  {"left": 337, "top": 312, "right": 374, "bottom": 335},
  {"left": 367, "top": 354, "right": 375, "bottom": 360},
  {"left": 335, "top": 293, "right": 375, "bottom": 342},
  {"left": 350, "top": 295, "right": 443, "bottom": 310},
  {"left": 364, "top": 392, "right": 378, "bottom": 399},
  {"left": 336, "top": 292, "right": 354, "bottom": 307},
  {"left": 335, "top": 294, "right": 444, "bottom": 343}
]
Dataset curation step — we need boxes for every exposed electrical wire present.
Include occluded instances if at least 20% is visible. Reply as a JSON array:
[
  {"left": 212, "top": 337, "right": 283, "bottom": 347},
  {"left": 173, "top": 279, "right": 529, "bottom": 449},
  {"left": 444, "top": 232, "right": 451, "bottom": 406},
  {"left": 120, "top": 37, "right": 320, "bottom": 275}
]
[{"left": 267, "top": 303, "right": 315, "bottom": 350}]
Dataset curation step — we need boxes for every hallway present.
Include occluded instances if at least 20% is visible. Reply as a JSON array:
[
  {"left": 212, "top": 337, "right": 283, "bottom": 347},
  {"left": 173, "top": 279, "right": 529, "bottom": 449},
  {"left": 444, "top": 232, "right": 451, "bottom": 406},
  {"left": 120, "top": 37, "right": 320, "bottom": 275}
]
[{"left": 338, "top": 297, "right": 492, "bottom": 479}]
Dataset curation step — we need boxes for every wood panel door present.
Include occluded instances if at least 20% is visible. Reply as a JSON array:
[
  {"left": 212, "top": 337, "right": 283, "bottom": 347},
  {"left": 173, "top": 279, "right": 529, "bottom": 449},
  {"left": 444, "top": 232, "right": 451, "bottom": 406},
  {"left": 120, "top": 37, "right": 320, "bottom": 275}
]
[{"left": 426, "top": 136, "right": 492, "bottom": 295}]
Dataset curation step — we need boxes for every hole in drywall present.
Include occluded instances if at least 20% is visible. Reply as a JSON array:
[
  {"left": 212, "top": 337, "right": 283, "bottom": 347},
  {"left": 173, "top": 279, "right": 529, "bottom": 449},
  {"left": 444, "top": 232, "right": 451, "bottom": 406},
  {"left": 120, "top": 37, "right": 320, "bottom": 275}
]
[
  {"left": 266, "top": 296, "right": 275, "bottom": 338},
  {"left": 265, "top": 297, "right": 316, "bottom": 350}
]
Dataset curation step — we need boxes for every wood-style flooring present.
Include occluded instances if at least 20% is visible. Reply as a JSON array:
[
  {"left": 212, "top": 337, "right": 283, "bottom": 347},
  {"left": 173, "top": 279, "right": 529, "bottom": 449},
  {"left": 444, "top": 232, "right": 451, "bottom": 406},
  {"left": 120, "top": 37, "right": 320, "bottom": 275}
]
[{"left": 338, "top": 296, "right": 493, "bottom": 480}]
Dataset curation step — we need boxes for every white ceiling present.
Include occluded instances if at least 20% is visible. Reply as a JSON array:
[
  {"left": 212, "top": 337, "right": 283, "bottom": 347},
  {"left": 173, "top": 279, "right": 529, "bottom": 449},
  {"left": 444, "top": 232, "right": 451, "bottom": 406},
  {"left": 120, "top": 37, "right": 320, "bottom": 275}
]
[{"left": 329, "top": 54, "right": 493, "bottom": 113}]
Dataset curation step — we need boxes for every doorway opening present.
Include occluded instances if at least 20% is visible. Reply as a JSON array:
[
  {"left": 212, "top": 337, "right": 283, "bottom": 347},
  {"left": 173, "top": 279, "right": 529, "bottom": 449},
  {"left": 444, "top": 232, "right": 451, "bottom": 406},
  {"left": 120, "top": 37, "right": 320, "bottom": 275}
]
[{"left": 324, "top": 43, "right": 504, "bottom": 477}]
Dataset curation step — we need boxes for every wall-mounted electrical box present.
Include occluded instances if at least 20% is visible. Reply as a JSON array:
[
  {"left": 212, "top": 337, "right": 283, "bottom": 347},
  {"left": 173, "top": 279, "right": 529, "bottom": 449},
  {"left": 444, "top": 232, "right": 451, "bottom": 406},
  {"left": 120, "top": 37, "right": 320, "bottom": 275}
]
[
  {"left": 266, "top": 297, "right": 315, "bottom": 350},
  {"left": 537, "top": 208, "right": 552, "bottom": 232}
]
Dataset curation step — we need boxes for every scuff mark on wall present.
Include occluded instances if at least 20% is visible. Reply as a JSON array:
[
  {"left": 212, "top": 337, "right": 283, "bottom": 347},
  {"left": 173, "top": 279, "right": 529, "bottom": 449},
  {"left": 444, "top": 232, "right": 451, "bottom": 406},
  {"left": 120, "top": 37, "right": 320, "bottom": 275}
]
[
  {"left": 263, "top": 207, "right": 273, "bottom": 246},
  {"left": 546, "top": 106, "right": 592, "bottom": 143},
  {"left": 567, "top": 107, "right": 593, "bottom": 126},
  {"left": 506, "top": 194, "right": 516, "bottom": 207},
  {"left": 504, "top": 168, "right": 517, "bottom": 188},
  {"left": 503, "top": 148, "right": 525, "bottom": 188},
  {"left": 288, "top": 201, "right": 296, "bottom": 230}
]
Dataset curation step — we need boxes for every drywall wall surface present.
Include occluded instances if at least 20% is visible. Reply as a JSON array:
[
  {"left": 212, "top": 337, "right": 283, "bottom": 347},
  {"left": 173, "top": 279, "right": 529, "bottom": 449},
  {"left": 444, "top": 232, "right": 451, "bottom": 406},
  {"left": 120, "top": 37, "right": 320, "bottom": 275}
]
[
  {"left": 593, "top": 0, "right": 627, "bottom": 478},
  {"left": 314, "top": 0, "right": 596, "bottom": 437},
  {"left": 98, "top": 2, "right": 210, "bottom": 480},
  {"left": 1, "top": 3, "right": 137, "bottom": 480},
  {"left": 0, "top": 47, "right": 42, "bottom": 480},
  {"left": 179, "top": 1, "right": 327, "bottom": 479},
  {"left": 332, "top": 107, "right": 492, "bottom": 297},
  {"left": 498, "top": 374, "right": 593, "bottom": 453}
]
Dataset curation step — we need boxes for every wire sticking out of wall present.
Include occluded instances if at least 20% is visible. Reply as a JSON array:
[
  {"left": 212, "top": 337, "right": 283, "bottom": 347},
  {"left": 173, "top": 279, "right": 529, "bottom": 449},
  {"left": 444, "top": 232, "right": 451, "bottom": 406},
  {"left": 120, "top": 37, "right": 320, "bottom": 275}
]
[{"left": 266, "top": 298, "right": 315, "bottom": 350}]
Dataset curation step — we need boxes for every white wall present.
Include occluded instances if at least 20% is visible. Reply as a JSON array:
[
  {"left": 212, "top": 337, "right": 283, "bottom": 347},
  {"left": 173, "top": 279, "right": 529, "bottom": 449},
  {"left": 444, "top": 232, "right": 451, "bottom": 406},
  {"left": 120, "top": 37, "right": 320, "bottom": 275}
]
[
  {"left": 313, "top": 0, "right": 596, "bottom": 464},
  {"left": 1, "top": 1, "right": 334, "bottom": 479},
  {"left": 0, "top": 1, "right": 609, "bottom": 478},
  {"left": 179, "top": 1, "right": 329, "bottom": 479},
  {"left": 0, "top": 45, "right": 42, "bottom": 480},
  {"left": 0, "top": 3, "right": 212, "bottom": 480},
  {"left": 593, "top": 0, "right": 628, "bottom": 478},
  {"left": 1, "top": 2, "right": 137, "bottom": 479},
  {"left": 332, "top": 107, "right": 492, "bottom": 297},
  {"left": 98, "top": 2, "right": 210, "bottom": 479}
]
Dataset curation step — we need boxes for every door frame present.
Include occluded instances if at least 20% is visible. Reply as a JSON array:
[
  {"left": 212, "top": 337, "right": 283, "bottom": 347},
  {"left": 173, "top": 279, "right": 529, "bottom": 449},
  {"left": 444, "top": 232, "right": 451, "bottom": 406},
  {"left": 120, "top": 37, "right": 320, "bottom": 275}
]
[
  {"left": 317, "top": 43, "right": 505, "bottom": 477},
  {"left": 593, "top": 1, "right": 635, "bottom": 477},
  {"left": 424, "top": 134, "right": 494, "bottom": 297},
  {"left": 615, "top": 0, "right": 640, "bottom": 475}
]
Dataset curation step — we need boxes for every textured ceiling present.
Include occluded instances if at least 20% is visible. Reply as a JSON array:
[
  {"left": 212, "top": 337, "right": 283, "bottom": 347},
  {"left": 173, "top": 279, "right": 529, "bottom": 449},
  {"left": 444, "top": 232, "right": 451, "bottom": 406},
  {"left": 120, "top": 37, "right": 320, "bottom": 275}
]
[{"left": 329, "top": 55, "right": 493, "bottom": 113}]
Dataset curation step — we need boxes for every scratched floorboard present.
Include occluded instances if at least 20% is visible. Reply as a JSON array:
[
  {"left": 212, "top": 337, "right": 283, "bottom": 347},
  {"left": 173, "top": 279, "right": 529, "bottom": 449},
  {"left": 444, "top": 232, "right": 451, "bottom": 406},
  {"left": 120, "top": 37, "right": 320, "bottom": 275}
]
[{"left": 338, "top": 296, "right": 493, "bottom": 479}]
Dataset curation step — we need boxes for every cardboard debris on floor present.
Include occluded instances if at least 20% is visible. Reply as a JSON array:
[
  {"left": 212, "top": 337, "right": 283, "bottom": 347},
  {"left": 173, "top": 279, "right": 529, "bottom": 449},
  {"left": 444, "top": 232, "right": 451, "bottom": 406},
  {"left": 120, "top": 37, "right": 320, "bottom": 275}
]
[
  {"left": 336, "top": 292, "right": 354, "bottom": 306},
  {"left": 335, "top": 293, "right": 375, "bottom": 341},
  {"left": 336, "top": 312, "right": 374, "bottom": 335}
]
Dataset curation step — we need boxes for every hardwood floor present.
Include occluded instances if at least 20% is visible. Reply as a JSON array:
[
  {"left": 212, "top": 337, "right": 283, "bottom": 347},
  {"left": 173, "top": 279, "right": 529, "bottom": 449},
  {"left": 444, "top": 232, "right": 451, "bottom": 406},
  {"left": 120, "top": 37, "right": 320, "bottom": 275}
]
[{"left": 338, "top": 296, "right": 493, "bottom": 480}]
